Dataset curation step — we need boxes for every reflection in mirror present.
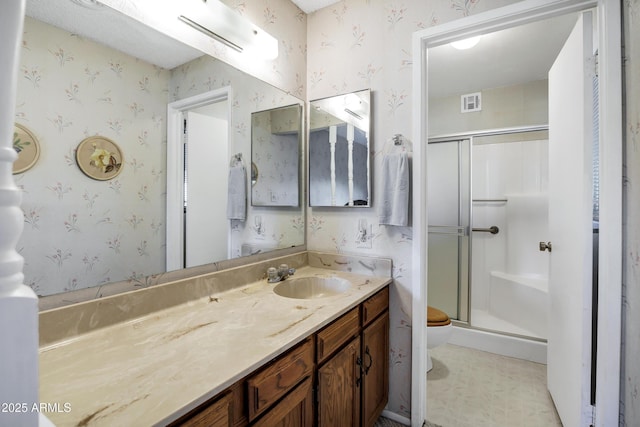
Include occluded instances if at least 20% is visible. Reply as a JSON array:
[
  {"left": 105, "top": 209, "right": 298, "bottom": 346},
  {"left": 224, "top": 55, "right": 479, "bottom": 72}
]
[
  {"left": 309, "top": 89, "right": 371, "bottom": 207},
  {"left": 18, "top": 4, "right": 304, "bottom": 302},
  {"left": 251, "top": 104, "right": 302, "bottom": 207}
]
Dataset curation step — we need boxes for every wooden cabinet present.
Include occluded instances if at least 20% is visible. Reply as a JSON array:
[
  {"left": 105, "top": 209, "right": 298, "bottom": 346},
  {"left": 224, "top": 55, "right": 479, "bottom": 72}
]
[
  {"left": 316, "top": 307, "right": 360, "bottom": 364},
  {"left": 252, "top": 377, "right": 313, "bottom": 427},
  {"left": 317, "top": 287, "right": 389, "bottom": 427},
  {"left": 247, "top": 338, "right": 314, "bottom": 421},
  {"left": 361, "top": 311, "right": 389, "bottom": 427},
  {"left": 173, "top": 391, "right": 233, "bottom": 427},
  {"left": 174, "top": 285, "right": 389, "bottom": 427},
  {"left": 317, "top": 336, "right": 362, "bottom": 426}
]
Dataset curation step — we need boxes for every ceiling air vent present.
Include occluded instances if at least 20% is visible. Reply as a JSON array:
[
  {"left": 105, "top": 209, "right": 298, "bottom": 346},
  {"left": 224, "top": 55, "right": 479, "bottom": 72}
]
[{"left": 461, "top": 92, "right": 481, "bottom": 113}]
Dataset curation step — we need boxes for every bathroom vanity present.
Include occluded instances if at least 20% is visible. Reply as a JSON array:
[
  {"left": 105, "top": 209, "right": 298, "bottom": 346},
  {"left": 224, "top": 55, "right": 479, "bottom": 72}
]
[
  {"left": 38, "top": 252, "right": 391, "bottom": 426},
  {"left": 171, "top": 287, "right": 388, "bottom": 427}
]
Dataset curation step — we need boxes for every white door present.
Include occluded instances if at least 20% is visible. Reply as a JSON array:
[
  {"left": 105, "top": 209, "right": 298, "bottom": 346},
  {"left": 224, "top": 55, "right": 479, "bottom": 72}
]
[
  {"left": 547, "top": 11, "right": 595, "bottom": 427},
  {"left": 185, "top": 104, "right": 229, "bottom": 267}
]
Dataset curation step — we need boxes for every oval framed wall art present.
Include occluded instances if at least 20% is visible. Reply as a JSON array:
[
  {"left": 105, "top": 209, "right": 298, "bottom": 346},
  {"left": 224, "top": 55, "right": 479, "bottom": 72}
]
[
  {"left": 13, "top": 123, "right": 40, "bottom": 174},
  {"left": 76, "top": 135, "right": 123, "bottom": 181}
]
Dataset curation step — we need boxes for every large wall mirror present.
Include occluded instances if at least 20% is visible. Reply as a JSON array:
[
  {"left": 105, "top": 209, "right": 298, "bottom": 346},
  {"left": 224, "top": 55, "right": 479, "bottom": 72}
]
[
  {"left": 19, "top": 0, "right": 305, "bottom": 305},
  {"left": 309, "top": 89, "right": 371, "bottom": 207}
]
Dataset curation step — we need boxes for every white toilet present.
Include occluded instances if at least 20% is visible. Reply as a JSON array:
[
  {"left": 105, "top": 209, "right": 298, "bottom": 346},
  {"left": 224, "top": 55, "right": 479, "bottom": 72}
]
[{"left": 427, "top": 306, "right": 453, "bottom": 372}]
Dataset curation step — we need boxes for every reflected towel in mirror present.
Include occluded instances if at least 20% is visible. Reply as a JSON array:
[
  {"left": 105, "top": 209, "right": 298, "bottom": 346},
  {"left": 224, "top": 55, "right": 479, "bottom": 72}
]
[
  {"left": 227, "top": 163, "right": 247, "bottom": 221},
  {"left": 378, "top": 152, "right": 410, "bottom": 226}
]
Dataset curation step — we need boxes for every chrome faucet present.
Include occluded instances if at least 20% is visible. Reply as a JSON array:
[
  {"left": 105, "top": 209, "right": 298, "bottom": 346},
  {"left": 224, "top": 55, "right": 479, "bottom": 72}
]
[{"left": 267, "top": 264, "right": 296, "bottom": 283}]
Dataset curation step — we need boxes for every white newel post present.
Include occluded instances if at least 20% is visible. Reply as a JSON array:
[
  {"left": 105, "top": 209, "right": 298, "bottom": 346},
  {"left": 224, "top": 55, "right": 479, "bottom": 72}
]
[
  {"left": 0, "top": 1, "right": 40, "bottom": 426},
  {"left": 346, "top": 124, "right": 354, "bottom": 206},
  {"left": 329, "top": 125, "right": 337, "bottom": 206}
]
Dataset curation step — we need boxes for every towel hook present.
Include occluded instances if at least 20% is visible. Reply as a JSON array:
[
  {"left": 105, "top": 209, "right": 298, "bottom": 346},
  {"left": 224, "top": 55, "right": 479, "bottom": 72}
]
[{"left": 393, "top": 134, "right": 403, "bottom": 145}]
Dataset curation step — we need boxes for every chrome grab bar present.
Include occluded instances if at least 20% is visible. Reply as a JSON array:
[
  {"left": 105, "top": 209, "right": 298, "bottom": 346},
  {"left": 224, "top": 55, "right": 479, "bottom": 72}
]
[
  {"left": 472, "top": 198, "right": 507, "bottom": 203},
  {"left": 428, "top": 225, "right": 468, "bottom": 236},
  {"left": 472, "top": 226, "right": 499, "bottom": 235}
]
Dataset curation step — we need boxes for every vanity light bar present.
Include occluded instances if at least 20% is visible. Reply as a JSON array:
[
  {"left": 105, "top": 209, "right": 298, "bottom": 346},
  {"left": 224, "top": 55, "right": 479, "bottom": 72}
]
[
  {"left": 178, "top": 15, "right": 243, "bottom": 53},
  {"left": 178, "top": 0, "right": 278, "bottom": 59},
  {"left": 344, "top": 108, "right": 363, "bottom": 120}
]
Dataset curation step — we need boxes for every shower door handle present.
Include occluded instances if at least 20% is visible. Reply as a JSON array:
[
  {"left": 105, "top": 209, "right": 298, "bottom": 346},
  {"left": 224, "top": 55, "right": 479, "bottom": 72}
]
[{"left": 539, "top": 241, "right": 552, "bottom": 252}]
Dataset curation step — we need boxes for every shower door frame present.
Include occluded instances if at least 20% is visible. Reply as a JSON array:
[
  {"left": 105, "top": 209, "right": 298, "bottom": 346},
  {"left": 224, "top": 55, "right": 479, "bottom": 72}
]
[
  {"left": 429, "top": 125, "right": 550, "bottom": 331},
  {"left": 426, "top": 137, "right": 471, "bottom": 325},
  {"left": 411, "top": 0, "right": 622, "bottom": 426}
]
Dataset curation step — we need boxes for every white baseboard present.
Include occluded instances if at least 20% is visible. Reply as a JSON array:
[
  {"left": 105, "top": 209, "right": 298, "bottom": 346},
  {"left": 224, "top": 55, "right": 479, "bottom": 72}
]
[
  {"left": 381, "top": 409, "right": 411, "bottom": 425},
  {"left": 449, "top": 326, "right": 547, "bottom": 364}
]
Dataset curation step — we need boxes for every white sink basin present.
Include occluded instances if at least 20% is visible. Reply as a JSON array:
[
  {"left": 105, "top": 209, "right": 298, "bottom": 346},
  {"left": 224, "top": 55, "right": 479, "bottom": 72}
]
[{"left": 273, "top": 276, "right": 351, "bottom": 299}]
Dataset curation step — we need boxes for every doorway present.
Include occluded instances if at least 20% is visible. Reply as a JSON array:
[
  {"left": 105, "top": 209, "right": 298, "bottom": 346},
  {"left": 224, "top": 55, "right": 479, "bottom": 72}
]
[
  {"left": 183, "top": 102, "right": 230, "bottom": 267},
  {"left": 427, "top": 127, "right": 550, "bottom": 340},
  {"left": 166, "top": 87, "right": 233, "bottom": 271},
  {"left": 411, "top": 0, "right": 622, "bottom": 426}
]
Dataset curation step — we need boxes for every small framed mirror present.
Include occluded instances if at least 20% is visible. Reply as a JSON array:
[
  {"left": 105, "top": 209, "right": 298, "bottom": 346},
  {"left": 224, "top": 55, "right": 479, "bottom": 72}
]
[
  {"left": 251, "top": 104, "right": 302, "bottom": 207},
  {"left": 309, "top": 89, "right": 371, "bottom": 207}
]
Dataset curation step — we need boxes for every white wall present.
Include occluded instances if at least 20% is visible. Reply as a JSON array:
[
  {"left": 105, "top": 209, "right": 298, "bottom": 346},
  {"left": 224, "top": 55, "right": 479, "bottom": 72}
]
[
  {"left": 429, "top": 79, "right": 549, "bottom": 135},
  {"left": 471, "top": 138, "right": 549, "bottom": 312}
]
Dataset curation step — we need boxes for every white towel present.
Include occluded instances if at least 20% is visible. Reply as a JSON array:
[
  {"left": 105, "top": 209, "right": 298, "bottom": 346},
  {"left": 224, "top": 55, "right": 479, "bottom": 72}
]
[
  {"left": 227, "top": 163, "right": 247, "bottom": 221},
  {"left": 378, "top": 152, "right": 410, "bottom": 226}
]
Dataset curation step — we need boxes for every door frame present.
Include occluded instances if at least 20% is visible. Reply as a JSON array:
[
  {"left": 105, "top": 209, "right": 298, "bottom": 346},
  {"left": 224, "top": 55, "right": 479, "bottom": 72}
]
[
  {"left": 166, "top": 87, "right": 233, "bottom": 271},
  {"left": 411, "top": 0, "right": 622, "bottom": 425}
]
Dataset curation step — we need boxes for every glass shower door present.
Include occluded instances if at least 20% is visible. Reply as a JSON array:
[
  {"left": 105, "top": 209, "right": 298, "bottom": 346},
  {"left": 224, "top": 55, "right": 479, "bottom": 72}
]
[{"left": 427, "top": 139, "right": 470, "bottom": 322}]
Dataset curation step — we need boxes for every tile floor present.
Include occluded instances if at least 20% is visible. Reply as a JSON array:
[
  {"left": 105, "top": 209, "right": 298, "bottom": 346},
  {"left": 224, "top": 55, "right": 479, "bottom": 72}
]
[{"left": 427, "top": 344, "right": 563, "bottom": 427}]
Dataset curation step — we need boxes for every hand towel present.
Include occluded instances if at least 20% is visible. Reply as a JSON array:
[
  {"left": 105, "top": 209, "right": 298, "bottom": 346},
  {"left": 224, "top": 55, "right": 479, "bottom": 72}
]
[
  {"left": 227, "top": 163, "right": 247, "bottom": 221},
  {"left": 378, "top": 152, "right": 410, "bottom": 226}
]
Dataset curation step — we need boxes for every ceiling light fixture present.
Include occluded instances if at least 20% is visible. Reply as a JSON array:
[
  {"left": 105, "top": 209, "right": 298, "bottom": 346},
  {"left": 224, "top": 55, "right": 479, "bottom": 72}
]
[
  {"left": 179, "top": 0, "right": 278, "bottom": 60},
  {"left": 451, "top": 36, "right": 481, "bottom": 50}
]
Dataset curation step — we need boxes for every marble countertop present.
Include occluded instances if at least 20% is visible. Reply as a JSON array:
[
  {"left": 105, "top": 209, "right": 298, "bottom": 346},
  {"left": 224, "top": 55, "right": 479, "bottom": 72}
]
[{"left": 39, "top": 266, "right": 391, "bottom": 426}]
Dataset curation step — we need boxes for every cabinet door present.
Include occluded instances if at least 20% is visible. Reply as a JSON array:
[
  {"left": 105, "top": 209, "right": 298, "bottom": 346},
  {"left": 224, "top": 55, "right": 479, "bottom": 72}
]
[
  {"left": 317, "top": 336, "right": 361, "bottom": 427},
  {"left": 361, "top": 311, "right": 389, "bottom": 427},
  {"left": 252, "top": 377, "right": 313, "bottom": 427}
]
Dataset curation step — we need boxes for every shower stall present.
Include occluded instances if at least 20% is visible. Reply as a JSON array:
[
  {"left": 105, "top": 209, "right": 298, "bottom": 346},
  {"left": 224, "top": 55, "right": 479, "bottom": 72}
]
[{"left": 427, "top": 126, "right": 550, "bottom": 341}]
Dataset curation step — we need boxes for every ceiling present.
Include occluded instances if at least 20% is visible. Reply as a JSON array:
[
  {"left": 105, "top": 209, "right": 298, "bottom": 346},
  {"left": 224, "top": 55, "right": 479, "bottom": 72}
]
[
  {"left": 291, "top": 0, "right": 341, "bottom": 14},
  {"left": 25, "top": 0, "right": 203, "bottom": 69},
  {"left": 26, "top": 0, "right": 580, "bottom": 96},
  {"left": 428, "top": 12, "right": 579, "bottom": 98}
]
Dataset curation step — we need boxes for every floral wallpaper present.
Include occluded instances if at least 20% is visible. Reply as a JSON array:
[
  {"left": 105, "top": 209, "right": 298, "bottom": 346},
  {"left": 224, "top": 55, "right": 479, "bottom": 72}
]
[
  {"left": 306, "top": 0, "right": 521, "bottom": 418},
  {"left": 623, "top": 0, "right": 640, "bottom": 423},
  {"left": 16, "top": 17, "right": 168, "bottom": 297},
  {"left": 219, "top": 0, "right": 307, "bottom": 97},
  {"left": 170, "top": 55, "right": 305, "bottom": 258}
]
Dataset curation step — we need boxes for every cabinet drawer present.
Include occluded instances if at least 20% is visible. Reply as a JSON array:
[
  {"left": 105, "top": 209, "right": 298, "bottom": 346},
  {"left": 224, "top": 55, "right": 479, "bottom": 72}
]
[
  {"left": 178, "top": 391, "right": 232, "bottom": 427},
  {"left": 247, "top": 338, "right": 313, "bottom": 421},
  {"left": 316, "top": 307, "right": 360, "bottom": 364},
  {"left": 362, "top": 287, "right": 389, "bottom": 326}
]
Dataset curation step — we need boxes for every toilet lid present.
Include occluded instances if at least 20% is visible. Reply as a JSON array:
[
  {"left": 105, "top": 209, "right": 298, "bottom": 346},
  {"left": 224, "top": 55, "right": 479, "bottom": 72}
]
[{"left": 427, "top": 306, "right": 451, "bottom": 327}]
